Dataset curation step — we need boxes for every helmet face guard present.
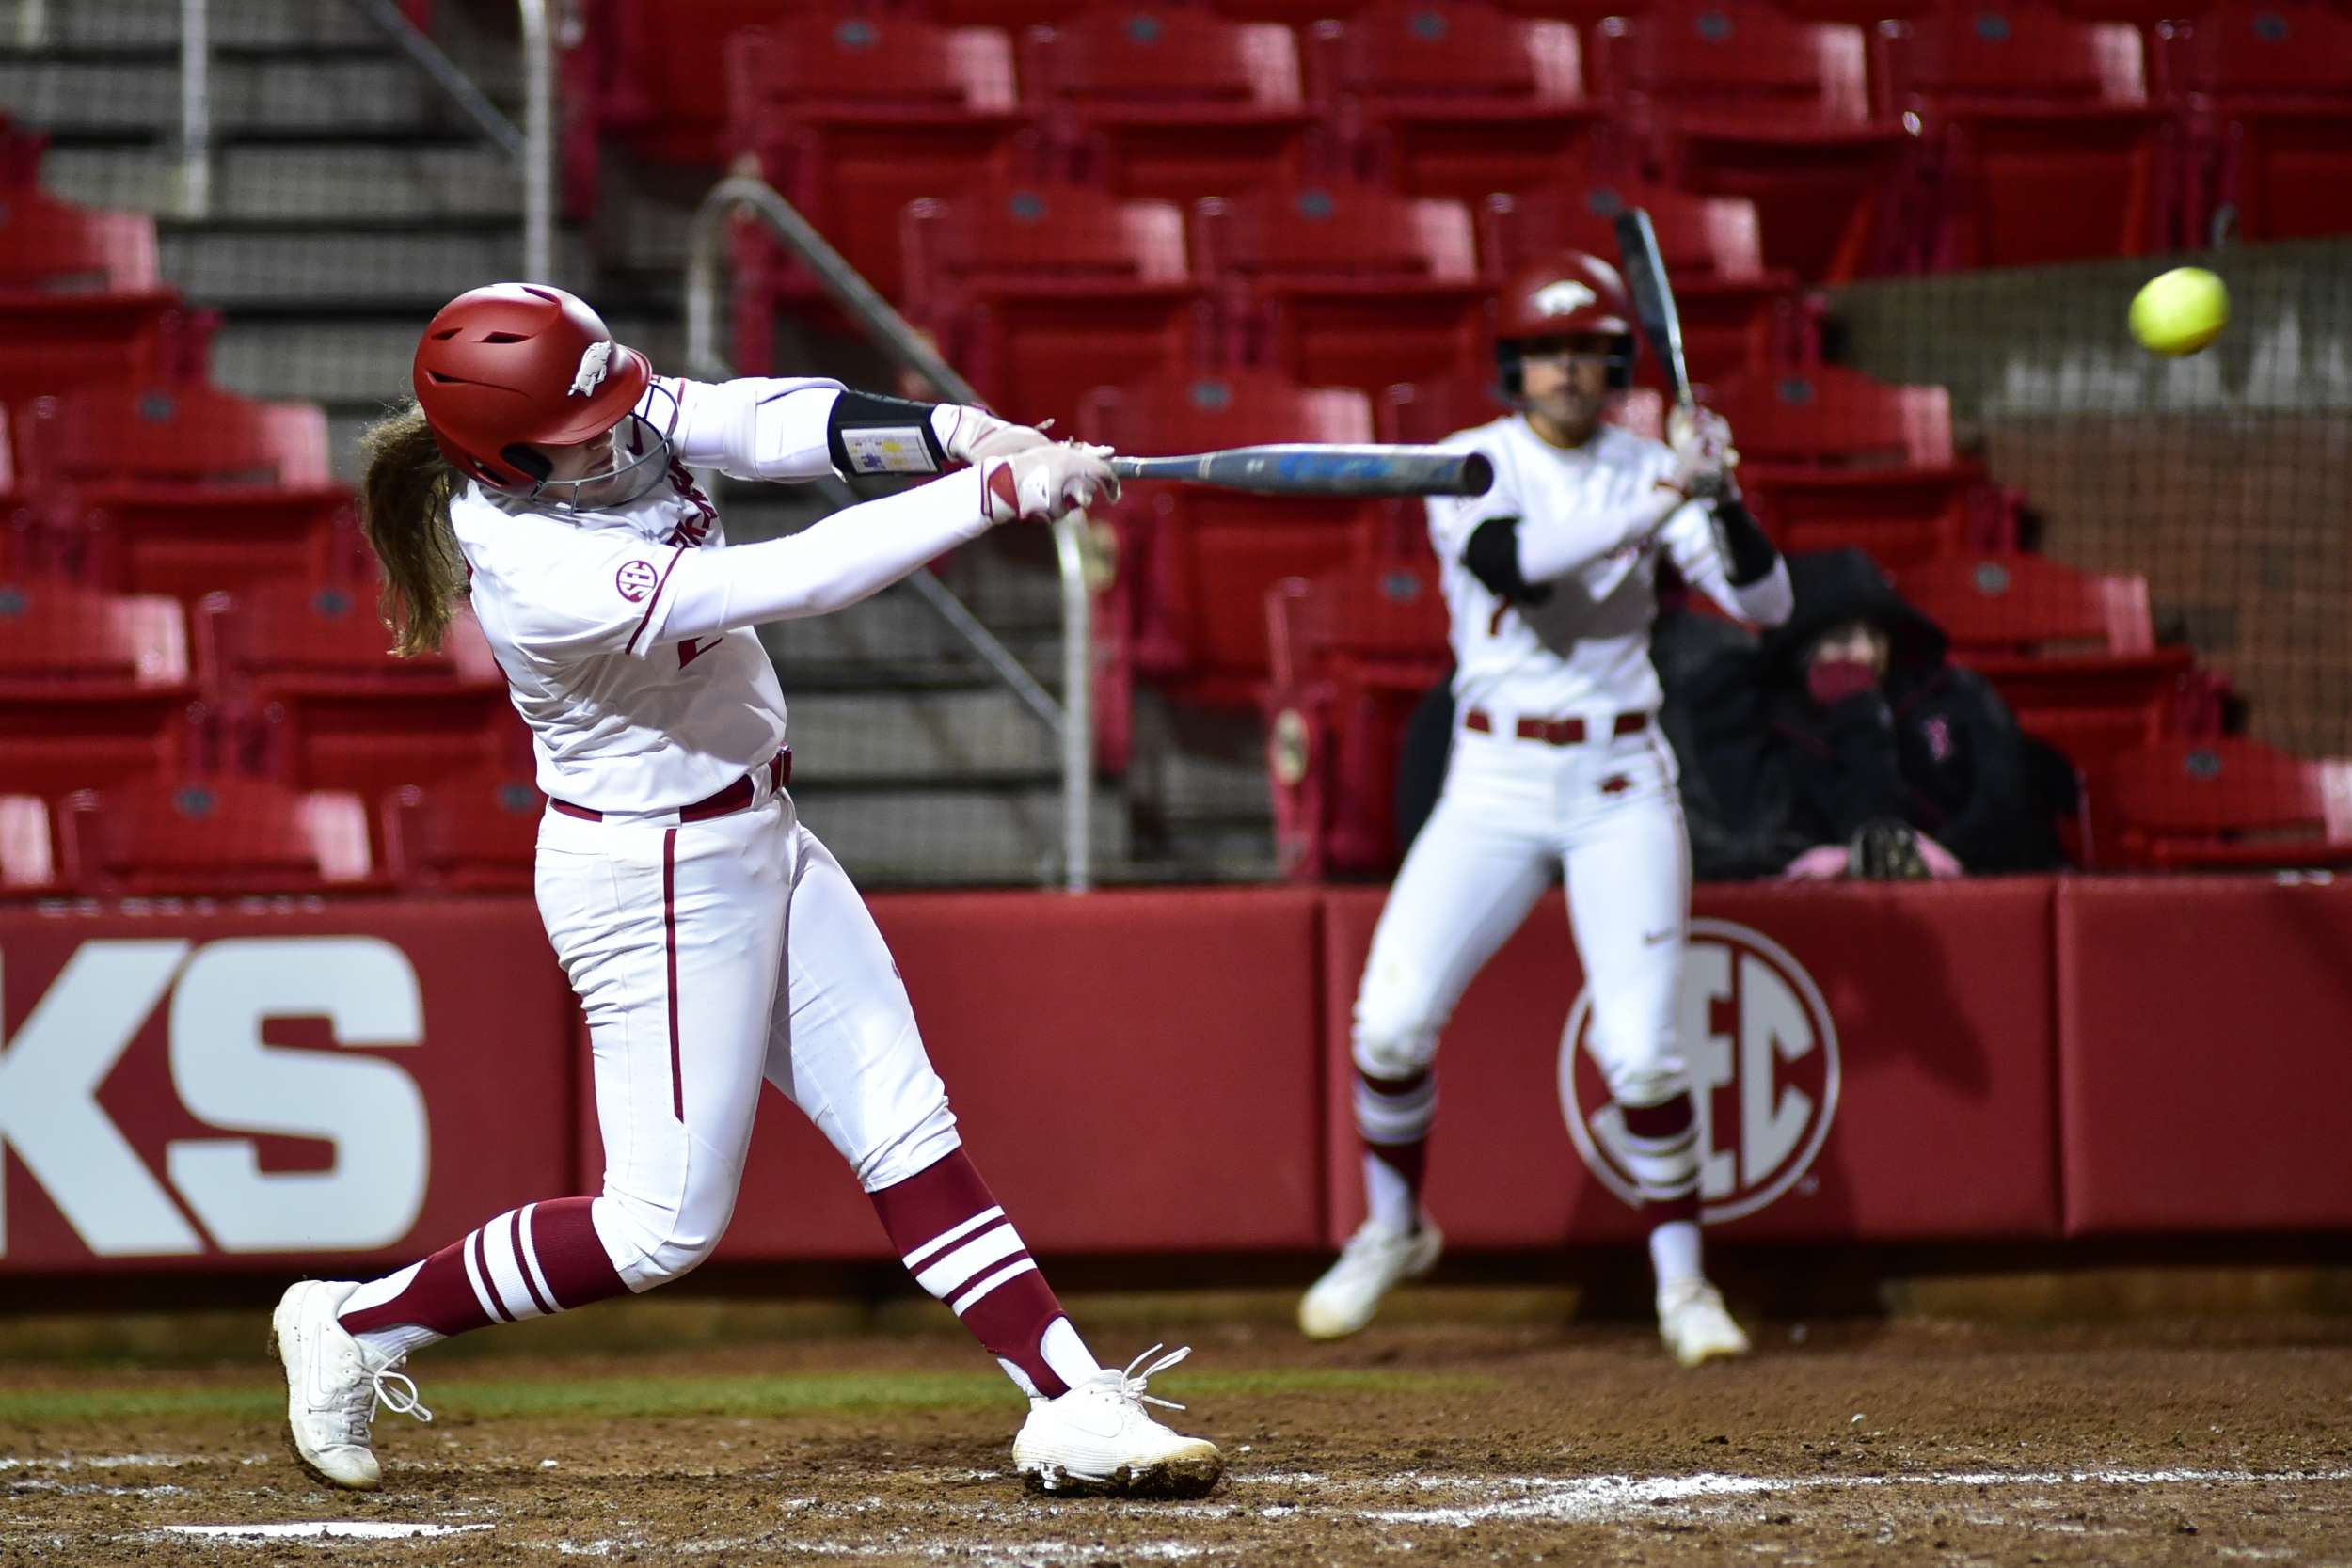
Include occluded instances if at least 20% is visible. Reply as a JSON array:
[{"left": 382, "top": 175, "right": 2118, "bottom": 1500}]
[
  {"left": 1494, "top": 334, "right": 1636, "bottom": 402},
  {"left": 501, "top": 383, "right": 681, "bottom": 515}
]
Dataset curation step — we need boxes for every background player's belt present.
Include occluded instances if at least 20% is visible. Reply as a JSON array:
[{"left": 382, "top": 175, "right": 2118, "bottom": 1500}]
[
  {"left": 550, "top": 749, "right": 791, "bottom": 824},
  {"left": 1464, "top": 711, "right": 1648, "bottom": 747}
]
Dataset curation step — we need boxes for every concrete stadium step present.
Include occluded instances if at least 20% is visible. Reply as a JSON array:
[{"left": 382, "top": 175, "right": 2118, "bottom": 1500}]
[
  {"left": 29, "top": 0, "right": 379, "bottom": 49},
  {"left": 789, "top": 783, "right": 1128, "bottom": 889},
  {"left": 156, "top": 224, "right": 588, "bottom": 310},
  {"left": 40, "top": 143, "right": 524, "bottom": 222},
  {"left": 784, "top": 689, "right": 1057, "bottom": 785},
  {"left": 212, "top": 315, "right": 686, "bottom": 407},
  {"left": 0, "top": 53, "right": 434, "bottom": 136},
  {"left": 759, "top": 584, "right": 1062, "bottom": 692}
]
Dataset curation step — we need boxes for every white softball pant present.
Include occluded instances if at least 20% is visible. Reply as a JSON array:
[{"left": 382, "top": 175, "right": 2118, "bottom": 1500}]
[
  {"left": 1352, "top": 714, "right": 1692, "bottom": 1108},
  {"left": 534, "top": 788, "right": 961, "bottom": 1290}
]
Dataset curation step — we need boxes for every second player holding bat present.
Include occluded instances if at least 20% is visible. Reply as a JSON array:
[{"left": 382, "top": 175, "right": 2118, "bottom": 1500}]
[{"left": 1108, "top": 444, "right": 1494, "bottom": 499}]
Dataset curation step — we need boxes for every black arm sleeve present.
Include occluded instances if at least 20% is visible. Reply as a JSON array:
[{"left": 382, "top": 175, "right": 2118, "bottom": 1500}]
[
  {"left": 1462, "top": 515, "right": 1551, "bottom": 604},
  {"left": 1711, "top": 496, "right": 1779, "bottom": 588},
  {"left": 825, "top": 390, "right": 949, "bottom": 477}
]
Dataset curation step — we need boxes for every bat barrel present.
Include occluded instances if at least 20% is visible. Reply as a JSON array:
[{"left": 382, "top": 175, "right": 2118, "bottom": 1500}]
[{"left": 1105, "top": 445, "right": 1493, "bottom": 498}]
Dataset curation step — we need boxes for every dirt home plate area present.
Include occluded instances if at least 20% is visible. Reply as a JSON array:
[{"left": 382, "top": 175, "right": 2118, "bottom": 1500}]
[{"left": 4, "top": 1309, "right": 2350, "bottom": 1566}]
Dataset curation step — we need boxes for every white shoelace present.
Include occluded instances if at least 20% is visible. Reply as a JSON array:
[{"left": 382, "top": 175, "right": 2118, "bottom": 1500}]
[
  {"left": 1103, "top": 1344, "right": 1192, "bottom": 1414},
  {"left": 334, "top": 1362, "right": 434, "bottom": 1445}
]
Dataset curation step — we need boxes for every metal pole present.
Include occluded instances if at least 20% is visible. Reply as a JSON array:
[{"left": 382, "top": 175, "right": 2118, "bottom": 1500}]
[
  {"left": 683, "top": 172, "right": 1095, "bottom": 889},
  {"left": 518, "top": 0, "right": 554, "bottom": 282},
  {"left": 179, "top": 0, "right": 211, "bottom": 220}
]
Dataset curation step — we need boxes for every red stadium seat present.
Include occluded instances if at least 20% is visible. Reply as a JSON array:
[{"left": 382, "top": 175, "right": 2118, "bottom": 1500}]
[
  {"left": 1890, "top": 551, "right": 2197, "bottom": 773},
  {"left": 1079, "top": 372, "right": 1381, "bottom": 742},
  {"left": 1598, "top": 1, "right": 1911, "bottom": 282},
  {"left": 563, "top": 0, "right": 837, "bottom": 174},
  {"left": 2173, "top": 1, "right": 2352, "bottom": 244},
  {"left": 1877, "top": 3, "right": 2177, "bottom": 268},
  {"left": 724, "top": 16, "right": 1026, "bottom": 357},
  {"left": 1703, "top": 366, "right": 2008, "bottom": 567},
  {"left": 1308, "top": 0, "right": 1607, "bottom": 203},
  {"left": 0, "top": 794, "right": 60, "bottom": 894},
  {"left": 1480, "top": 181, "right": 1814, "bottom": 381},
  {"left": 0, "top": 583, "right": 199, "bottom": 800},
  {"left": 1023, "top": 9, "right": 1314, "bottom": 206},
  {"left": 61, "top": 778, "right": 381, "bottom": 895},
  {"left": 382, "top": 770, "right": 547, "bottom": 894},
  {"left": 23, "top": 382, "right": 358, "bottom": 602},
  {"left": 1194, "top": 182, "right": 1486, "bottom": 392},
  {"left": 2090, "top": 736, "right": 2352, "bottom": 871},
  {"left": 902, "top": 182, "right": 1205, "bottom": 431},
  {"left": 1262, "top": 557, "right": 1452, "bottom": 878},
  {"left": 197, "top": 582, "right": 520, "bottom": 795},
  {"left": 0, "top": 187, "right": 178, "bottom": 409}
]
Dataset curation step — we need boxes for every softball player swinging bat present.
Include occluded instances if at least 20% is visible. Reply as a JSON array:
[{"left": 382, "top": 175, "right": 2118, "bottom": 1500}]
[
  {"left": 1297, "top": 253, "right": 1794, "bottom": 1365},
  {"left": 271, "top": 283, "right": 1218, "bottom": 1497}
]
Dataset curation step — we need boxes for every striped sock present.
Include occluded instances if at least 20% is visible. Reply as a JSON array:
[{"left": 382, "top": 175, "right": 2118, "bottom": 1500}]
[
  {"left": 339, "top": 1197, "right": 628, "bottom": 1358},
  {"left": 870, "top": 1149, "right": 1091, "bottom": 1399},
  {"left": 1618, "top": 1093, "right": 1701, "bottom": 1227},
  {"left": 1356, "top": 1069, "right": 1436, "bottom": 1236}
]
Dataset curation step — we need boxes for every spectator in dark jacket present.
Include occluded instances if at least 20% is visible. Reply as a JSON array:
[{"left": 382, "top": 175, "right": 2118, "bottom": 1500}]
[
  {"left": 1653, "top": 608, "right": 1810, "bottom": 880},
  {"left": 1761, "top": 549, "right": 2059, "bottom": 879}
]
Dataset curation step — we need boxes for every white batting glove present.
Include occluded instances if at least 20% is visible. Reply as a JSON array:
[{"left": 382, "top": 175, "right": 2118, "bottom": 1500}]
[
  {"left": 1665, "top": 404, "right": 1740, "bottom": 499},
  {"left": 981, "top": 442, "right": 1120, "bottom": 524},
  {"left": 940, "top": 404, "right": 1055, "bottom": 465}
]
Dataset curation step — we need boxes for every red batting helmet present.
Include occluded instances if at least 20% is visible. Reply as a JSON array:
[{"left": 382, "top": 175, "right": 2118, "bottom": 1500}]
[
  {"left": 412, "top": 283, "right": 653, "bottom": 490},
  {"left": 1493, "top": 250, "right": 1637, "bottom": 398}
]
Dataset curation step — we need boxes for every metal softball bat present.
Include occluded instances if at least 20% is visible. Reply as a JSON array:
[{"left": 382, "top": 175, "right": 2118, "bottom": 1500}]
[{"left": 1105, "top": 444, "right": 1494, "bottom": 498}]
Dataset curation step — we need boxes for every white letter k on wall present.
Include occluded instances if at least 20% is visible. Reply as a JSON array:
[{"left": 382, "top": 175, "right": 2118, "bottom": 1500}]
[{"left": 0, "top": 942, "right": 204, "bottom": 1258}]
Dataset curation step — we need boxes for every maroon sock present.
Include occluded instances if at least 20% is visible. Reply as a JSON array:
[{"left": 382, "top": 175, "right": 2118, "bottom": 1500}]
[
  {"left": 1356, "top": 1068, "right": 1436, "bottom": 1223},
  {"left": 869, "top": 1149, "right": 1072, "bottom": 1398},
  {"left": 341, "top": 1197, "right": 630, "bottom": 1341},
  {"left": 1619, "top": 1094, "right": 1701, "bottom": 1226}
]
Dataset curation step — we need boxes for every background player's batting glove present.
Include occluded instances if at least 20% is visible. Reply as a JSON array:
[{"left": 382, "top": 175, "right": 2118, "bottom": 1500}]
[
  {"left": 942, "top": 405, "right": 1056, "bottom": 464},
  {"left": 1666, "top": 404, "right": 1740, "bottom": 499},
  {"left": 982, "top": 442, "right": 1120, "bottom": 524}
]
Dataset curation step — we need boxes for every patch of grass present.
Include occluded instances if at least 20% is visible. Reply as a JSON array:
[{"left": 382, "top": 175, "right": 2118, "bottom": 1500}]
[{"left": 0, "top": 1367, "right": 1491, "bottom": 1427}]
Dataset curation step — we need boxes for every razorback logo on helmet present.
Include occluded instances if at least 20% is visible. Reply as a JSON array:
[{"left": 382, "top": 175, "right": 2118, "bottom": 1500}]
[
  {"left": 568, "top": 340, "right": 615, "bottom": 398},
  {"left": 614, "top": 559, "right": 660, "bottom": 603},
  {"left": 1531, "top": 280, "right": 1599, "bottom": 319},
  {"left": 1558, "top": 919, "right": 1840, "bottom": 1223}
]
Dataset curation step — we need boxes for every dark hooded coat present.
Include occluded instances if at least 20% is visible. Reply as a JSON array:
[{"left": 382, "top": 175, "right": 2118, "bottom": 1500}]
[{"left": 1760, "top": 549, "right": 2058, "bottom": 873}]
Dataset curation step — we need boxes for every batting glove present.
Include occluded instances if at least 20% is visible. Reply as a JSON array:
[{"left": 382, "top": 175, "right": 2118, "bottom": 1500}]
[
  {"left": 982, "top": 442, "right": 1120, "bottom": 524},
  {"left": 1665, "top": 404, "right": 1740, "bottom": 499},
  {"left": 941, "top": 404, "right": 1056, "bottom": 465}
]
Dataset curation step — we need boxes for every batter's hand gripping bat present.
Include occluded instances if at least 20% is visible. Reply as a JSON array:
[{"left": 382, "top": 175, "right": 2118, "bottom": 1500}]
[{"left": 1106, "top": 444, "right": 1493, "bottom": 498}]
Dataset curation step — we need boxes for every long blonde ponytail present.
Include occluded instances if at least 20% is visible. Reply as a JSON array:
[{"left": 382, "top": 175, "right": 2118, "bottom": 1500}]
[{"left": 358, "top": 401, "right": 466, "bottom": 656}]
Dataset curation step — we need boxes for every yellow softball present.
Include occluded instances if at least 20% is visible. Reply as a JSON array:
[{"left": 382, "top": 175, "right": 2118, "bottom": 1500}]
[{"left": 2128, "top": 266, "right": 2229, "bottom": 357}]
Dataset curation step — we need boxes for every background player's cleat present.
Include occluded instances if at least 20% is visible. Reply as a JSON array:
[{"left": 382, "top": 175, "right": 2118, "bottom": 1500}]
[
  {"left": 1012, "top": 1344, "right": 1223, "bottom": 1498},
  {"left": 1657, "top": 1278, "right": 1752, "bottom": 1367},
  {"left": 269, "top": 1280, "right": 434, "bottom": 1490},
  {"left": 1298, "top": 1215, "right": 1445, "bottom": 1339}
]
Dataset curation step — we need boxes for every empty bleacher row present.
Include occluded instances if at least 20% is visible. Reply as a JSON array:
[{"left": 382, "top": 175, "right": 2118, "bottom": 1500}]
[{"left": 0, "top": 119, "right": 540, "bottom": 897}]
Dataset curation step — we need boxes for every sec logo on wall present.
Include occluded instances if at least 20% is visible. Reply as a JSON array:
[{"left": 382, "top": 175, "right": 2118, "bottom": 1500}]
[{"left": 1559, "top": 920, "right": 1841, "bottom": 1224}]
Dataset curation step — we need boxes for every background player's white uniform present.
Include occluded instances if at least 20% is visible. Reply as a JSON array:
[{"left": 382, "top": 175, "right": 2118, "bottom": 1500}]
[{"left": 1305, "top": 405, "right": 1791, "bottom": 1356}]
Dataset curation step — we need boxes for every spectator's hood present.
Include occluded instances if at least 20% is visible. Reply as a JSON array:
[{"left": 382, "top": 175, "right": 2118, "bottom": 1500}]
[{"left": 1761, "top": 548, "right": 1947, "bottom": 677}]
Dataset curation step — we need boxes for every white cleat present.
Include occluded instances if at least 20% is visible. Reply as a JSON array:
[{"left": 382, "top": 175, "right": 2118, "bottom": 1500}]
[
  {"left": 1298, "top": 1215, "right": 1444, "bottom": 1340},
  {"left": 1012, "top": 1345, "right": 1223, "bottom": 1498},
  {"left": 269, "top": 1279, "right": 433, "bottom": 1490},
  {"left": 1657, "top": 1277, "right": 1752, "bottom": 1368}
]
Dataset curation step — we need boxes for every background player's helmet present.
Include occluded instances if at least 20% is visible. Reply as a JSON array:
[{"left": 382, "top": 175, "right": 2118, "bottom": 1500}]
[
  {"left": 412, "top": 282, "right": 655, "bottom": 492},
  {"left": 1493, "top": 251, "right": 1637, "bottom": 400}
]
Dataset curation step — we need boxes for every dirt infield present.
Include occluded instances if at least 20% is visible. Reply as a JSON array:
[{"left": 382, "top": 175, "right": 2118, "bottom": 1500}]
[{"left": 4, "top": 1303, "right": 2350, "bottom": 1565}]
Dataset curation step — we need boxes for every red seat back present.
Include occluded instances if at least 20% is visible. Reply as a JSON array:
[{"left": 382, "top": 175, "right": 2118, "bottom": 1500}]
[
  {"left": 1023, "top": 8, "right": 1309, "bottom": 203},
  {"left": 2180, "top": 0, "right": 2352, "bottom": 99},
  {"left": 1707, "top": 365, "right": 1954, "bottom": 467},
  {"left": 0, "top": 581, "right": 188, "bottom": 683},
  {"left": 1893, "top": 552, "right": 2153, "bottom": 656},
  {"left": 384, "top": 770, "right": 546, "bottom": 892},
  {"left": 63, "top": 778, "right": 376, "bottom": 895},
  {"left": 1378, "top": 373, "right": 1664, "bottom": 444},
  {"left": 1484, "top": 180, "right": 1768, "bottom": 282},
  {"left": 2097, "top": 737, "right": 2352, "bottom": 869},
  {"left": 1607, "top": 2, "right": 1875, "bottom": 126},
  {"left": 0, "top": 794, "right": 56, "bottom": 893},
  {"left": 0, "top": 584, "right": 197, "bottom": 800},
  {"left": 27, "top": 381, "right": 332, "bottom": 490},
  {"left": 1082, "top": 368, "right": 1375, "bottom": 452},
  {"left": 1884, "top": 4, "right": 2148, "bottom": 107},
  {"left": 2175, "top": 2, "right": 2352, "bottom": 242},
  {"left": 0, "top": 191, "right": 162, "bottom": 294}
]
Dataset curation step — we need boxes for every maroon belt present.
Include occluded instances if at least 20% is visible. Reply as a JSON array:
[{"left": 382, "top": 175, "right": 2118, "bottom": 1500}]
[
  {"left": 550, "top": 749, "right": 790, "bottom": 823},
  {"left": 1464, "top": 710, "right": 1648, "bottom": 747}
]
